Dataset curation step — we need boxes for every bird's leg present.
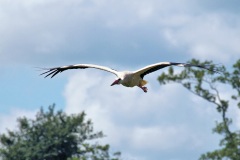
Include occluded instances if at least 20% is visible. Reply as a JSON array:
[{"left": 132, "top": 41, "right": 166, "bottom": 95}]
[{"left": 138, "top": 85, "right": 148, "bottom": 93}]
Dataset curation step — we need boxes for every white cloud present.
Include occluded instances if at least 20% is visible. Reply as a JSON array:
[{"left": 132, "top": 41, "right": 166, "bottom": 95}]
[
  {"left": 130, "top": 125, "right": 188, "bottom": 150},
  {"left": 63, "top": 69, "right": 222, "bottom": 159},
  {"left": 1, "top": 0, "right": 239, "bottom": 66},
  {"left": 63, "top": 70, "right": 174, "bottom": 145},
  {"left": 163, "top": 13, "right": 240, "bottom": 63},
  {"left": 0, "top": 108, "right": 36, "bottom": 133},
  {"left": 190, "top": 84, "right": 240, "bottom": 131}
]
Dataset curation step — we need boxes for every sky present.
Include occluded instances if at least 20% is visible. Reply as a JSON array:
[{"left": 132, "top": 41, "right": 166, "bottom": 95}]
[{"left": 0, "top": 0, "right": 240, "bottom": 159}]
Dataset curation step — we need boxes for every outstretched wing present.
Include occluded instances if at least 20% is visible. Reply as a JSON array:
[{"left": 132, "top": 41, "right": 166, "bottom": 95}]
[
  {"left": 134, "top": 62, "right": 216, "bottom": 78},
  {"left": 40, "top": 64, "right": 119, "bottom": 78}
]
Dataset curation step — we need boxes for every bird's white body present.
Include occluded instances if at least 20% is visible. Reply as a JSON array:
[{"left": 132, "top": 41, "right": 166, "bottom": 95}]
[
  {"left": 117, "top": 71, "right": 144, "bottom": 87},
  {"left": 41, "top": 61, "right": 215, "bottom": 93}
]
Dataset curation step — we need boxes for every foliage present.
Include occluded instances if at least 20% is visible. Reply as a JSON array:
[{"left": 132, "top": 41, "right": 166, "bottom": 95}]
[
  {"left": 0, "top": 104, "right": 121, "bottom": 160},
  {"left": 158, "top": 59, "right": 240, "bottom": 160}
]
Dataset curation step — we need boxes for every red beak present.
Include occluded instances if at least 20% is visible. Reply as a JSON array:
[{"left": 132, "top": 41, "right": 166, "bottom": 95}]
[{"left": 111, "top": 79, "right": 120, "bottom": 86}]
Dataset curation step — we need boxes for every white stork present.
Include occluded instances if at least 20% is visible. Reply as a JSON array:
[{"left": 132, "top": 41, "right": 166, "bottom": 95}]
[{"left": 41, "top": 62, "right": 215, "bottom": 93}]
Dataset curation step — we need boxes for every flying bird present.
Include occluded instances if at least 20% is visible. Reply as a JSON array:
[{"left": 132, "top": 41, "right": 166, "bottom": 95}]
[{"left": 40, "top": 62, "right": 215, "bottom": 93}]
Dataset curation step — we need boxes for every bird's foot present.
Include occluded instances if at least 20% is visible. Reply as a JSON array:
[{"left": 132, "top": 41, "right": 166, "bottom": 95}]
[{"left": 138, "top": 85, "right": 148, "bottom": 93}]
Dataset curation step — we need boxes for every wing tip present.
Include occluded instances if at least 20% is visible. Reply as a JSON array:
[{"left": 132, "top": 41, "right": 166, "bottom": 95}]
[{"left": 39, "top": 67, "right": 62, "bottom": 78}]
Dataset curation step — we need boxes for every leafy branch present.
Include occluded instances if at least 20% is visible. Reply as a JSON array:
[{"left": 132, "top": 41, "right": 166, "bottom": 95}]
[{"left": 158, "top": 59, "right": 240, "bottom": 160}]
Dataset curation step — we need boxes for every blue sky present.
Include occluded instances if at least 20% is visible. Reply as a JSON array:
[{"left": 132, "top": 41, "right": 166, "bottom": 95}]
[{"left": 0, "top": 0, "right": 240, "bottom": 160}]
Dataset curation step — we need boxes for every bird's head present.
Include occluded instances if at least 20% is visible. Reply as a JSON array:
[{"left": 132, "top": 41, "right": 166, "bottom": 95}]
[{"left": 111, "top": 78, "right": 121, "bottom": 86}]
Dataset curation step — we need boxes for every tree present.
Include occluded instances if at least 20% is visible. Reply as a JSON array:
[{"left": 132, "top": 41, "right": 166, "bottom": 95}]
[
  {"left": 0, "top": 104, "right": 121, "bottom": 160},
  {"left": 158, "top": 59, "right": 240, "bottom": 160}
]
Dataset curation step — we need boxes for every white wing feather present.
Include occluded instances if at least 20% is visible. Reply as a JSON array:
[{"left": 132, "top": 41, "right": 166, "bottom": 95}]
[{"left": 41, "top": 64, "right": 119, "bottom": 78}]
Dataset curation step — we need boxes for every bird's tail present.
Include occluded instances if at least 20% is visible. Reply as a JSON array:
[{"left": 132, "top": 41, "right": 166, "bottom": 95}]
[{"left": 140, "top": 80, "right": 148, "bottom": 86}]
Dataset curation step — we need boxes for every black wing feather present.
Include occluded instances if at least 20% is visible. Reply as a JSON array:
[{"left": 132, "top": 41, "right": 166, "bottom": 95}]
[
  {"left": 140, "top": 64, "right": 170, "bottom": 78},
  {"left": 40, "top": 65, "right": 88, "bottom": 78},
  {"left": 139, "top": 62, "right": 218, "bottom": 79}
]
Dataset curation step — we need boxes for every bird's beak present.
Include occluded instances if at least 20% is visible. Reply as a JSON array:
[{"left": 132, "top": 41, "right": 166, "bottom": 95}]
[{"left": 111, "top": 79, "right": 120, "bottom": 86}]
